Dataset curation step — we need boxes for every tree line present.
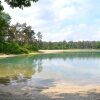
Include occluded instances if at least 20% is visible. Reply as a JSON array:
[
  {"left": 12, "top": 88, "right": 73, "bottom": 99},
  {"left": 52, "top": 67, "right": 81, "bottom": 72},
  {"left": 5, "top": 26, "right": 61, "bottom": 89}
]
[{"left": 41, "top": 41, "right": 100, "bottom": 50}]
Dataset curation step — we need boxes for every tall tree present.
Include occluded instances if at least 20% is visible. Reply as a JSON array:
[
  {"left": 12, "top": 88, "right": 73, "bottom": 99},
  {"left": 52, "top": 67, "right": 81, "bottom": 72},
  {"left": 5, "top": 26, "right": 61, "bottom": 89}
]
[
  {"left": 0, "top": 11, "right": 11, "bottom": 42},
  {"left": 37, "top": 32, "right": 42, "bottom": 42},
  {"left": 0, "top": 1, "right": 4, "bottom": 11},
  {"left": 37, "top": 32, "right": 42, "bottom": 49},
  {"left": 7, "top": 23, "right": 37, "bottom": 45}
]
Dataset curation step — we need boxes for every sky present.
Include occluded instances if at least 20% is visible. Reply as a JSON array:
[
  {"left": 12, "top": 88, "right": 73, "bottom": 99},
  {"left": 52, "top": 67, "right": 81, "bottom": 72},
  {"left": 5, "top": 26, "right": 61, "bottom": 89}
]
[{"left": 2, "top": 0, "right": 100, "bottom": 41}]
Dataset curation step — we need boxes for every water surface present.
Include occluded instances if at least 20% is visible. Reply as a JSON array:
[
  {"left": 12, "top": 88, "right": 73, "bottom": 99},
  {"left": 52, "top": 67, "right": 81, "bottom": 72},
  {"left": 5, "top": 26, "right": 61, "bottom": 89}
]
[{"left": 0, "top": 52, "right": 100, "bottom": 87}]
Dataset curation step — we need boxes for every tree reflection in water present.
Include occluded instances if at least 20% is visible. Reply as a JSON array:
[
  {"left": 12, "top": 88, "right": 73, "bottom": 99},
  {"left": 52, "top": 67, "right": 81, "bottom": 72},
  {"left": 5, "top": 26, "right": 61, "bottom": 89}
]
[{"left": 0, "top": 56, "right": 43, "bottom": 85}]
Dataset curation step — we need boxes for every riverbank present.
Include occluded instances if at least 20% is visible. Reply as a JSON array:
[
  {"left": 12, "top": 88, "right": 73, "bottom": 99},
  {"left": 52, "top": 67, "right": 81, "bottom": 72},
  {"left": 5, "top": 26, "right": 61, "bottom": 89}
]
[
  {"left": 39, "top": 49, "right": 100, "bottom": 54},
  {"left": 0, "top": 54, "right": 18, "bottom": 58},
  {"left": 0, "top": 49, "right": 100, "bottom": 58},
  {"left": 0, "top": 52, "right": 39, "bottom": 58}
]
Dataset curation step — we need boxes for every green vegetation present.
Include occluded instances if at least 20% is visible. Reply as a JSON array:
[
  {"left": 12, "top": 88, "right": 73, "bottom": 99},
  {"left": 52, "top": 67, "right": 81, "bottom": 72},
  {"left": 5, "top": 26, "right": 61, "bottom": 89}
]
[
  {"left": 0, "top": 4, "right": 42, "bottom": 54},
  {"left": 41, "top": 41, "right": 100, "bottom": 50}
]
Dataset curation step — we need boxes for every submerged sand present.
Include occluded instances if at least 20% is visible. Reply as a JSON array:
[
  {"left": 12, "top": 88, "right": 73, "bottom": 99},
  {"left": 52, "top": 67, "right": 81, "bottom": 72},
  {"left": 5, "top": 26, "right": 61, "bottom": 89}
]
[
  {"left": 42, "top": 83, "right": 100, "bottom": 98},
  {"left": 0, "top": 83, "right": 100, "bottom": 100}
]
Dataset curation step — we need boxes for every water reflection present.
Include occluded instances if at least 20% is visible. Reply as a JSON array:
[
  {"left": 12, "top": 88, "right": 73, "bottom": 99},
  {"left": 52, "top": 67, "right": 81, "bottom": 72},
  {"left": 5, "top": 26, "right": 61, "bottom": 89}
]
[
  {"left": 0, "top": 52, "right": 100, "bottom": 86},
  {"left": 0, "top": 56, "right": 43, "bottom": 85}
]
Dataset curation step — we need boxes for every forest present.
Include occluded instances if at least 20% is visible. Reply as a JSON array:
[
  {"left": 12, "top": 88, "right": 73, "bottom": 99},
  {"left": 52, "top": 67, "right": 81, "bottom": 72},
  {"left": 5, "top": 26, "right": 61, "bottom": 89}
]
[{"left": 41, "top": 41, "right": 100, "bottom": 50}]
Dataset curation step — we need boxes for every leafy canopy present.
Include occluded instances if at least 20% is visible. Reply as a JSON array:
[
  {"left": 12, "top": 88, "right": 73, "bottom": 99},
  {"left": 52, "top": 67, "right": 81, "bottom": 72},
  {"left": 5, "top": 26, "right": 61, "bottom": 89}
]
[
  {"left": 0, "top": 11, "right": 11, "bottom": 41},
  {"left": 0, "top": 0, "right": 38, "bottom": 9},
  {"left": 0, "top": 1, "right": 4, "bottom": 11}
]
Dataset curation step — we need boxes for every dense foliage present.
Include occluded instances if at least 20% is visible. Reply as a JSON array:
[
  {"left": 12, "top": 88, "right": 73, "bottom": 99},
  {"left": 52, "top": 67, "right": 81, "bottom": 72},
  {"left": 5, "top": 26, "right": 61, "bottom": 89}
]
[
  {"left": 0, "top": 1, "right": 4, "bottom": 11},
  {"left": 0, "top": 22, "right": 42, "bottom": 54},
  {"left": 41, "top": 41, "right": 100, "bottom": 50},
  {"left": 0, "top": 7, "right": 42, "bottom": 54}
]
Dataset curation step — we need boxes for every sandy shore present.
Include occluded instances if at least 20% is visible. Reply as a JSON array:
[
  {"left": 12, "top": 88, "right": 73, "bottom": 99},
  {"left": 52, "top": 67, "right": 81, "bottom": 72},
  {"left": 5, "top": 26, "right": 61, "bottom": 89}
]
[
  {"left": 0, "top": 49, "right": 100, "bottom": 58},
  {"left": 0, "top": 52, "right": 39, "bottom": 58},
  {"left": 39, "top": 49, "right": 100, "bottom": 54},
  {"left": 0, "top": 54, "right": 17, "bottom": 58}
]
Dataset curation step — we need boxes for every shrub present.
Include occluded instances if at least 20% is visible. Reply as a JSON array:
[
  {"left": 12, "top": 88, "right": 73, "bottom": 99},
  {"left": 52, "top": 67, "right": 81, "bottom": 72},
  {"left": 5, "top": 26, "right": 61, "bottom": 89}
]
[{"left": 0, "top": 42, "right": 29, "bottom": 54}]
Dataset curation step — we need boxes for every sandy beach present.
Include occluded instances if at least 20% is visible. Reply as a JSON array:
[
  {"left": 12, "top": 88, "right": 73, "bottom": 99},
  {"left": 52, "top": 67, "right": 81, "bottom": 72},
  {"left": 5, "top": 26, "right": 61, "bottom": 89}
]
[
  {"left": 39, "top": 49, "right": 100, "bottom": 54},
  {"left": 0, "top": 52, "right": 39, "bottom": 58},
  {"left": 0, "top": 54, "right": 17, "bottom": 58}
]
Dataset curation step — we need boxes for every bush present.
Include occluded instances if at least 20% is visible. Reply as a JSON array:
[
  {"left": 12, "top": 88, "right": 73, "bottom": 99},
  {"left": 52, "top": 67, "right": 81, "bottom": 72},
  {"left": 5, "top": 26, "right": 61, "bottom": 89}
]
[
  {"left": 23, "top": 44, "right": 38, "bottom": 51},
  {"left": 19, "top": 48, "right": 29, "bottom": 54},
  {"left": 0, "top": 42, "right": 29, "bottom": 54}
]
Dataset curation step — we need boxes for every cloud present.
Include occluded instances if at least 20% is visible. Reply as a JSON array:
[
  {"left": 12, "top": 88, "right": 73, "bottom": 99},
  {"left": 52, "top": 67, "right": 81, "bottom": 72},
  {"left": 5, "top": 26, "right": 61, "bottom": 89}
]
[{"left": 2, "top": 0, "right": 100, "bottom": 41}]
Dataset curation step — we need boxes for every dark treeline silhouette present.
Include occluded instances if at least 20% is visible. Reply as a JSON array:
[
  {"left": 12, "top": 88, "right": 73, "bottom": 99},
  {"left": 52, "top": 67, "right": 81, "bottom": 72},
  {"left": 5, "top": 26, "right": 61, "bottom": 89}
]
[{"left": 41, "top": 41, "right": 100, "bottom": 50}]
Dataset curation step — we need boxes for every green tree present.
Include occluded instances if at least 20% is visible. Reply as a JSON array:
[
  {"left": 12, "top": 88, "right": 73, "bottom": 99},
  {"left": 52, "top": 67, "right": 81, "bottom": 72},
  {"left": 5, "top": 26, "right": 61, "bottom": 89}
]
[
  {"left": 0, "top": 1, "right": 4, "bottom": 11},
  {"left": 7, "top": 22, "right": 39, "bottom": 52},
  {"left": 37, "top": 32, "right": 42, "bottom": 42},
  {"left": 0, "top": 11, "right": 11, "bottom": 42},
  {"left": 37, "top": 32, "right": 42, "bottom": 49},
  {"left": 7, "top": 23, "right": 35, "bottom": 44},
  {"left": 0, "top": 0, "right": 38, "bottom": 9}
]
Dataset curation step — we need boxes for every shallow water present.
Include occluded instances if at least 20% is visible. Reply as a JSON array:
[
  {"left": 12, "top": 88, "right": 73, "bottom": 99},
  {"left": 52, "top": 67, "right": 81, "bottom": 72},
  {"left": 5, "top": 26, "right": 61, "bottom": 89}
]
[{"left": 0, "top": 52, "right": 100, "bottom": 87}]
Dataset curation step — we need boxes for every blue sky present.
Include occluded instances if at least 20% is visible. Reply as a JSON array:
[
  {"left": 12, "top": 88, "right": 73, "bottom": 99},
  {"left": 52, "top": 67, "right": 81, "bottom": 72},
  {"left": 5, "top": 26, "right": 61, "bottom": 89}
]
[{"left": 2, "top": 0, "right": 100, "bottom": 41}]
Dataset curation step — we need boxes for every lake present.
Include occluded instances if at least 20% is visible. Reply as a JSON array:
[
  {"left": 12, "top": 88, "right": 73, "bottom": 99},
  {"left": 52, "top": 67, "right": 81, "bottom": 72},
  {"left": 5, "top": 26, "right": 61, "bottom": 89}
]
[{"left": 0, "top": 52, "right": 100, "bottom": 88}]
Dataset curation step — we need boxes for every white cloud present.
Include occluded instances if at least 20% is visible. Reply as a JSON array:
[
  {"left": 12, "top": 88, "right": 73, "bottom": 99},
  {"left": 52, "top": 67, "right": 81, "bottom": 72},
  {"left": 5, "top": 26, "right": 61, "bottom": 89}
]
[{"left": 56, "top": 6, "right": 76, "bottom": 21}]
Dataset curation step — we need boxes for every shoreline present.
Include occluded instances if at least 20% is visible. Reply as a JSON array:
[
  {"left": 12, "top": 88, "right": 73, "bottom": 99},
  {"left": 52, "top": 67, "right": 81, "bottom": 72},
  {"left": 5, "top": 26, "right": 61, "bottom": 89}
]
[
  {"left": 39, "top": 49, "right": 100, "bottom": 54},
  {"left": 0, "top": 54, "right": 18, "bottom": 58},
  {"left": 0, "top": 52, "right": 39, "bottom": 58},
  {"left": 0, "top": 49, "right": 100, "bottom": 58}
]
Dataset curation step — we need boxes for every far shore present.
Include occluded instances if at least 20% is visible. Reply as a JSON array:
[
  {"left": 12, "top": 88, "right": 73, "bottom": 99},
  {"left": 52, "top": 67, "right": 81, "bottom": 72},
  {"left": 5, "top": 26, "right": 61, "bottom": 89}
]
[
  {"left": 0, "top": 49, "right": 100, "bottom": 58},
  {"left": 39, "top": 49, "right": 100, "bottom": 54}
]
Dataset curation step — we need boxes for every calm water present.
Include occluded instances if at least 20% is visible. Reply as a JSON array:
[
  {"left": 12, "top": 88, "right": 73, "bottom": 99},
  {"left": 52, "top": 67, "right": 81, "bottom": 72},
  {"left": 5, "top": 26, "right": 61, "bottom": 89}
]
[{"left": 0, "top": 52, "right": 100, "bottom": 87}]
